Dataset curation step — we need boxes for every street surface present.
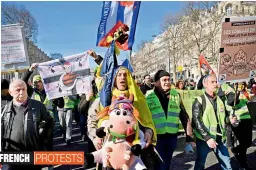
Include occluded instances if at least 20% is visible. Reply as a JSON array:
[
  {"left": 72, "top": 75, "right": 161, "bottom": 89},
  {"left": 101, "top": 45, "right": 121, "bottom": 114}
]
[{"left": 43, "top": 121, "right": 256, "bottom": 170}]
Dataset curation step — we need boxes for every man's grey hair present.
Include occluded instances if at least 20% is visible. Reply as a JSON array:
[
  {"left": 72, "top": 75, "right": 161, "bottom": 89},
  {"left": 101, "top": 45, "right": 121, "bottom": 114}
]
[
  {"left": 9, "top": 79, "right": 27, "bottom": 90},
  {"left": 203, "top": 74, "right": 217, "bottom": 86}
]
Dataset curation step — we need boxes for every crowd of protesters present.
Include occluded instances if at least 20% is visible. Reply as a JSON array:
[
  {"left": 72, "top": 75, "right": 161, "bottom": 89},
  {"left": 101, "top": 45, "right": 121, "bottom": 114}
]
[{"left": 1, "top": 50, "right": 256, "bottom": 170}]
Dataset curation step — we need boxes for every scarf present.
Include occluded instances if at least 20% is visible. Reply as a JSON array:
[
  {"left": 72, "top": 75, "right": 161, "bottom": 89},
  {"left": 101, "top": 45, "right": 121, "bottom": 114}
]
[{"left": 111, "top": 67, "right": 157, "bottom": 145}]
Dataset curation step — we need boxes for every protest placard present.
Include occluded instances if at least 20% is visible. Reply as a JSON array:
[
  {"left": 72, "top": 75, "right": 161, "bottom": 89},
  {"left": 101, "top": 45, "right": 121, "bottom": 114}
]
[
  {"left": 37, "top": 52, "right": 92, "bottom": 100},
  {"left": 218, "top": 16, "right": 256, "bottom": 83},
  {"left": 1, "top": 24, "right": 30, "bottom": 73}
]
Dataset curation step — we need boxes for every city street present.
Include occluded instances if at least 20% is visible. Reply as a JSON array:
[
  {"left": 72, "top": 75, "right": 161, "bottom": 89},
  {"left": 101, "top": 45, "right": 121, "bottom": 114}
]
[{"left": 45, "top": 120, "right": 256, "bottom": 170}]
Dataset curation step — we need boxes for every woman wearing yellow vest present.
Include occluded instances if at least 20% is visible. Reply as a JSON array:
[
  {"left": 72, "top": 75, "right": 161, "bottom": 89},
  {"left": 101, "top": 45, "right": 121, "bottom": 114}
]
[
  {"left": 192, "top": 74, "right": 237, "bottom": 170},
  {"left": 146, "top": 70, "right": 194, "bottom": 170}
]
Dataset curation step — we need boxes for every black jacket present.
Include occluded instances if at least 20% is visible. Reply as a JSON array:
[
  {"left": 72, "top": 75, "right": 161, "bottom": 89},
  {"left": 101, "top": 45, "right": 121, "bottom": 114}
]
[
  {"left": 192, "top": 91, "right": 233, "bottom": 141},
  {"left": 248, "top": 78, "right": 255, "bottom": 89},
  {"left": 154, "top": 88, "right": 193, "bottom": 142},
  {"left": 22, "top": 70, "right": 64, "bottom": 108},
  {"left": 77, "top": 94, "right": 90, "bottom": 115},
  {"left": 1, "top": 98, "right": 54, "bottom": 151},
  {"left": 197, "top": 76, "right": 205, "bottom": 90},
  {"left": 94, "top": 55, "right": 103, "bottom": 66},
  {"left": 140, "top": 83, "right": 153, "bottom": 95}
]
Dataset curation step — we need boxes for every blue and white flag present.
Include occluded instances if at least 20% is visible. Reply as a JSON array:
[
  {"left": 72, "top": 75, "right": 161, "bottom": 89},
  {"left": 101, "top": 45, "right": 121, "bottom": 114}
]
[{"left": 96, "top": 1, "right": 141, "bottom": 51}]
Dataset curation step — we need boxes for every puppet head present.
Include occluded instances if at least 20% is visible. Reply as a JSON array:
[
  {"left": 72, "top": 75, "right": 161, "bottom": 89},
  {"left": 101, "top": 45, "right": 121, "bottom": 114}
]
[
  {"left": 97, "top": 95, "right": 140, "bottom": 142},
  {"left": 107, "top": 96, "right": 140, "bottom": 141}
]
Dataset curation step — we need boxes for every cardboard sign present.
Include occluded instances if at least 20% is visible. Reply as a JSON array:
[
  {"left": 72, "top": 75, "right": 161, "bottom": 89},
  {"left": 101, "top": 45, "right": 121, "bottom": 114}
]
[{"left": 218, "top": 17, "right": 256, "bottom": 83}]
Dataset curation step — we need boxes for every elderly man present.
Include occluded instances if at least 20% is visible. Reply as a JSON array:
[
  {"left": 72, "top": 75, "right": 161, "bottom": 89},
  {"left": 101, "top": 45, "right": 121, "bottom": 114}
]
[
  {"left": 192, "top": 74, "right": 236, "bottom": 170},
  {"left": 1, "top": 79, "right": 54, "bottom": 170},
  {"left": 145, "top": 70, "right": 194, "bottom": 170}
]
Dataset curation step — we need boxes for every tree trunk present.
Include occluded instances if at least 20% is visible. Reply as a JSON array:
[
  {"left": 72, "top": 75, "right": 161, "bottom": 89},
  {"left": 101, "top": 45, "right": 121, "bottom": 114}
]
[
  {"left": 172, "top": 54, "right": 177, "bottom": 83},
  {"left": 198, "top": 51, "right": 202, "bottom": 77}
]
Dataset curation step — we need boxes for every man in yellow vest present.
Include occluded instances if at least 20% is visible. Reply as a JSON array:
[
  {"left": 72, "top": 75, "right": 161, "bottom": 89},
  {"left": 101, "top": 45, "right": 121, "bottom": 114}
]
[
  {"left": 192, "top": 74, "right": 237, "bottom": 170},
  {"left": 221, "top": 83, "right": 253, "bottom": 170},
  {"left": 146, "top": 70, "right": 194, "bottom": 170},
  {"left": 58, "top": 95, "right": 77, "bottom": 146},
  {"left": 22, "top": 63, "right": 64, "bottom": 120}
]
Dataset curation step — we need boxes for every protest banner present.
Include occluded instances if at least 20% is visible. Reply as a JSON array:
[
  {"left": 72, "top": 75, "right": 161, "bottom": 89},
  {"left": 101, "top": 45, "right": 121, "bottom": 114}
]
[
  {"left": 1, "top": 24, "right": 30, "bottom": 74},
  {"left": 37, "top": 52, "right": 92, "bottom": 100},
  {"left": 218, "top": 16, "right": 256, "bottom": 83}
]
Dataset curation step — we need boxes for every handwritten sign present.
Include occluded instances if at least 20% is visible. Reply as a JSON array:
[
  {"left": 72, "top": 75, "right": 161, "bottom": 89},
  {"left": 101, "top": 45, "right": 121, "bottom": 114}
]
[{"left": 218, "top": 17, "right": 256, "bottom": 83}]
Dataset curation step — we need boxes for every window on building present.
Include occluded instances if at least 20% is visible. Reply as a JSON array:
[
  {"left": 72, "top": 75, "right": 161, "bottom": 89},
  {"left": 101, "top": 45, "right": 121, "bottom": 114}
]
[{"left": 225, "top": 4, "right": 232, "bottom": 16}]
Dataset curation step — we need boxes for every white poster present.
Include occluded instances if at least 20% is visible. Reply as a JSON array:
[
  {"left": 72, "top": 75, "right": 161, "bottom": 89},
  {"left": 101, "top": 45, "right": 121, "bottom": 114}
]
[
  {"left": 37, "top": 52, "right": 92, "bottom": 100},
  {"left": 1, "top": 24, "right": 30, "bottom": 73}
]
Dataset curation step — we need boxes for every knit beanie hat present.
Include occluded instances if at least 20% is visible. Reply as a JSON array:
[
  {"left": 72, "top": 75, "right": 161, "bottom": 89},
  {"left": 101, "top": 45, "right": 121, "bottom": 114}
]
[{"left": 154, "top": 70, "right": 170, "bottom": 82}]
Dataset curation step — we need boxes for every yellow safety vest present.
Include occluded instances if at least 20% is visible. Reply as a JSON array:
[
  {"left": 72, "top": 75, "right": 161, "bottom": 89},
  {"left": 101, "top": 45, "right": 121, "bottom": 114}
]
[
  {"left": 146, "top": 89, "right": 181, "bottom": 134},
  {"left": 194, "top": 94, "right": 227, "bottom": 142}
]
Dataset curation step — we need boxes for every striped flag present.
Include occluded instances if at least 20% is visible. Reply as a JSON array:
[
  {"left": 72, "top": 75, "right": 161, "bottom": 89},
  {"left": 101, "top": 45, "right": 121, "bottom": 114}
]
[{"left": 96, "top": 1, "right": 141, "bottom": 51}]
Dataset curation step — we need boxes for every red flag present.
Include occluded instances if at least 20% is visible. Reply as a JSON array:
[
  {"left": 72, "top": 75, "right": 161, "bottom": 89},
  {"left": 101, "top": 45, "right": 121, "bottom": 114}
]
[{"left": 199, "top": 55, "right": 215, "bottom": 74}]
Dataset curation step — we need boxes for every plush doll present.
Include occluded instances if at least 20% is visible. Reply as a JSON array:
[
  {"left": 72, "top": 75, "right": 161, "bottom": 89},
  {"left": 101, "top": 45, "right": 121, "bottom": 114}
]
[{"left": 85, "top": 96, "right": 147, "bottom": 170}]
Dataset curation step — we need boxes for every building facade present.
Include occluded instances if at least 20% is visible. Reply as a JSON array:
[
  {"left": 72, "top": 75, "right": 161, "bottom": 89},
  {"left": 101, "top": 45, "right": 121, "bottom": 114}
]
[{"left": 132, "top": 1, "right": 256, "bottom": 82}]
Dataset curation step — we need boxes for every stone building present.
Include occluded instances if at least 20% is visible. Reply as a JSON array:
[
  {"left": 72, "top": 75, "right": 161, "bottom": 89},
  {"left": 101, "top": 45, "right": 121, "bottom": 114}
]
[{"left": 132, "top": 1, "right": 256, "bottom": 82}]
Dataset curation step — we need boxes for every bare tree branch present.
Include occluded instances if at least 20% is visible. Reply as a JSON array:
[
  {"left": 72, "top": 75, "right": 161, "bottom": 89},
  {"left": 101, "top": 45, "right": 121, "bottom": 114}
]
[{"left": 1, "top": 2, "right": 38, "bottom": 43}]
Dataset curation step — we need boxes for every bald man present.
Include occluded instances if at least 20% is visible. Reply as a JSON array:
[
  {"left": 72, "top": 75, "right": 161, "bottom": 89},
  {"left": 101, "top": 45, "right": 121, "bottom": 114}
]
[
  {"left": 1, "top": 79, "right": 54, "bottom": 170},
  {"left": 192, "top": 74, "right": 236, "bottom": 170}
]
